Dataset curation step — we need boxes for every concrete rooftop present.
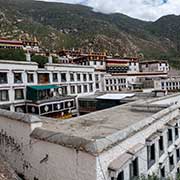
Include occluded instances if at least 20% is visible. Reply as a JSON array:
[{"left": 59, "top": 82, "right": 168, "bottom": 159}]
[{"left": 42, "top": 104, "right": 153, "bottom": 140}]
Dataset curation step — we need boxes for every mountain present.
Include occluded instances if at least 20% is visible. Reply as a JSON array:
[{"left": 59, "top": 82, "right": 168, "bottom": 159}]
[{"left": 0, "top": 0, "right": 180, "bottom": 66}]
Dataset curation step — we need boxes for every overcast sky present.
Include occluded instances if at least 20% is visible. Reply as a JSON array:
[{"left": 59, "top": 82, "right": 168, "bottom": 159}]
[{"left": 41, "top": 0, "right": 180, "bottom": 21}]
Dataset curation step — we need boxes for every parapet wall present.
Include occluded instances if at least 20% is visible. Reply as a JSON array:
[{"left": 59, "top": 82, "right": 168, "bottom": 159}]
[{"left": 0, "top": 109, "right": 96, "bottom": 180}]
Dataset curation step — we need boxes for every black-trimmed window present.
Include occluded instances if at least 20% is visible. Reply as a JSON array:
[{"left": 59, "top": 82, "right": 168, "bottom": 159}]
[
  {"left": 77, "top": 74, "right": 81, "bottom": 81},
  {"left": 169, "top": 154, "right": 174, "bottom": 171},
  {"left": 83, "top": 74, "right": 87, "bottom": 81},
  {"left": 61, "top": 73, "right": 67, "bottom": 82},
  {"left": 176, "top": 148, "right": 180, "bottom": 162},
  {"left": 15, "top": 89, "right": 24, "bottom": 100},
  {"left": 0, "top": 90, "right": 9, "bottom": 101},
  {"left": 70, "top": 73, "right": 74, "bottom": 82},
  {"left": 70, "top": 86, "right": 75, "bottom": 94},
  {"left": 89, "top": 74, "right": 92, "bottom": 81},
  {"left": 27, "top": 73, "right": 34, "bottom": 83},
  {"left": 84, "top": 85, "right": 88, "bottom": 93},
  {"left": 167, "top": 128, "right": 173, "bottom": 146},
  {"left": 159, "top": 135, "right": 164, "bottom": 157},
  {"left": 130, "top": 157, "right": 139, "bottom": 179},
  {"left": 53, "top": 73, "right": 58, "bottom": 82},
  {"left": 77, "top": 85, "right": 82, "bottom": 94},
  {"left": 147, "top": 143, "right": 156, "bottom": 169},
  {"left": 160, "top": 166, "right": 165, "bottom": 178},
  {"left": 117, "top": 171, "right": 124, "bottom": 180},
  {"left": 175, "top": 123, "right": 179, "bottom": 140},
  {"left": 0, "top": 72, "right": 7, "bottom": 84},
  {"left": 14, "top": 73, "right": 23, "bottom": 83}
]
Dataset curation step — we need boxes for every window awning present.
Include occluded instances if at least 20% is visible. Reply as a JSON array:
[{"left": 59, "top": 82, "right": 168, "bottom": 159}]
[
  {"left": 27, "top": 85, "right": 60, "bottom": 91},
  {"left": 108, "top": 153, "right": 133, "bottom": 172}
]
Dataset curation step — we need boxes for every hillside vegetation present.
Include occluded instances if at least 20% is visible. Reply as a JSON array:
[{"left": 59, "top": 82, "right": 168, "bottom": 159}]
[{"left": 0, "top": 0, "right": 180, "bottom": 68}]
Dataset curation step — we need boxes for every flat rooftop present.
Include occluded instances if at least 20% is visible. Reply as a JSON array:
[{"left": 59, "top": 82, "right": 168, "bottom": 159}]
[
  {"left": 31, "top": 94, "right": 180, "bottom": 155},
  {"left": 42, "top": 104, "right": 153, "bottom": 140}
]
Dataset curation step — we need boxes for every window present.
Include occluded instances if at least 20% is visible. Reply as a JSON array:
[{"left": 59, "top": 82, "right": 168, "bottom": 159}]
[
  {"left": 62, "top": 86, "right": 67, "bottom": 95},
  {"left": 147, "top": 143, "right": 156, "bottom": 169},
  {"left": 15, "top": 89, "right": 24, "bottom": 100},
  {"left": 27, "top": 73, "right": 34, "bottom": 83},
  {"left": 83, "top": 74, "right": 87, "bottom": 81},
  {"left": 84, "top": 85, "right": 88, "bottom": 93},
  {"left": 160, "top": 166, "right": 165, "bottom": 179},
  {"left": 14, "top": 73, "right": 23, "bottom": 83},
  {"left": 159, "top": 136, "right": 164, "bottom": 157},
  {"left": 70, "top": 86, "right": 75, "bottom": 94},
  {"left": 53, "top": 73, "right": 58, "bottom": 82},
  {"left": 129, "top": 157, "right": 139, "bottom": 179},
  {"left": 176, "top": 148, "right": 180, "bottom": 162},
  {"left": 61, "top": 73, "right": 67, "bottom": 82},
  {"left": 0, "top": 72, "right": 7, "bottom": 84},
  {"left": 96, "top": 83, "right": 99, "bottom": 89},
  {"left": 77, "top": 74, "right": 81, "bottom": 81},
  {"left": 94, "top": 61, "right": 97, "bottom": 65},
  {"left": 95, "top": 74, "right": 99, "bottom": 81},
  {"left": 117, "top": 171, "right": 124, "bottom": 180},
  {"left": 70, "top": 73, "right": 74, "bottom": 82},
  {"left": 167, "top": 129, "right": 173, "bottom": 146},
  {"left": 89, "top": 74, "right": 93, "bottom": 81},
  {"left": 106, "top": 80, "right": 109, "bottom": 85},
  {"left": 169, "top": 155, "right": 174, "bottom": 171},
  {"left": 100, "top": 61, "right": 103, "bottom": 66},
  {"left": 175, "top": 123, "right": 179, "bottom": 140},
  {"left": 77, "top": 85, "right": 82, "bottom": 94},
  {"left": 0, "top": 90, "right": 9, "bottom": 101},
  {"left": 89, "top": 84, "right": 93, "bottom": 92}
]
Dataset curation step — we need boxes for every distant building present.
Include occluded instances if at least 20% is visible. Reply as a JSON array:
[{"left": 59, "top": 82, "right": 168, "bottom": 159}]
[
  {"left": 0, "top": 38, "right": 40, "bottom": 52},
  {"left": 154, "top": 77, "right": 180, "bottom": 92}
]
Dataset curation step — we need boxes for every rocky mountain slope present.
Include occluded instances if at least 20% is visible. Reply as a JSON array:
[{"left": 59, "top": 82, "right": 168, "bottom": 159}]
[{"left": 0, "top": 0, "right": 180, "bottom": 63}]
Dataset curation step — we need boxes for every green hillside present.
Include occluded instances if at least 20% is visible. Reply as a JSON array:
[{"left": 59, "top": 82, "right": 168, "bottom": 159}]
[{"left": 0, "top": 0, "right": 180, "bottom": 68}]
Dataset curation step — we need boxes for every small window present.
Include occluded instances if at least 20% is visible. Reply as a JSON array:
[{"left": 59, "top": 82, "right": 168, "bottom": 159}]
[
  {"left": 61, "top": 73, "right": 67, "bottom": 82},
  {"left": 15, "top": 89, "right": 24, "bottom": 100},
  {"left": 169, "top": 155, "right": 174, "bottom": 171},
  {"left": 0, "top": 72, "right": 7, "bottom": 84},
  {"left": 27, "top": 73, "right": 34, "bottom": 83},
  {"left": 117, "top": 171, "right": 124, "bottom": 180},
  {"left": 95, "top": 74, "right": 99, "bottom": 81},
  {"left": 83, "top": 74, "right": 87, "bottom": 81},
  {"left": 0, "top": 90, "right": 9, "bottom": 101},
  {"left": 147, "top": 143, "right": 156, "bottom": 169},
  {"left": 77, "top": 85, "right": 82, "bottom": 94},
  {"left": 176, "top": 148, "right": 180, "bottom": 162},
  {"left": 70, "top": 86, "right": 75, "bottom": 94},
  {"left": 70, "top": 73, "right": 74, "bottom": 82},
  {"left": 130, "top": 157, "right": 139, "bottom": 179},
  {"left": 175, "top": 123, "right": 179, "bottom": 140},
  {"left": 14, "top": 73, "right": 23, "bottom": 84},
  {"left": 89, "top": 84, "right": 93, "bottom": 92},
  {"left": 53, "top": 73, "right": 58, "bottom": 82},
  {"left": 160, "top": 166, "right": 165, "bottom": 178},
  {"left": 89, "top": 74, "right": 92, "bottom": 81},
  {"left": 100, "top": 61, "right": 103, "bottom": 65},
  {"left": 167, "top": 129, "right": 173, "bottom": 146},
  {"left": 84, "top": 85, "right": 88, "bottom": 93},
  {"left": 159, "top": 136, "right": 164, "bottom": 157},
  {"left": 77, "top": 74, "right": 81, "bottom": 81},
  {"left": 62, "top": 86, "right": 67, "bottom": 95},
  {"left": 94, "top": 61, "right": 97, "bottom": 65},
  {"left": 96, "top": 83, "right": 99, "bottom": 89}
]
